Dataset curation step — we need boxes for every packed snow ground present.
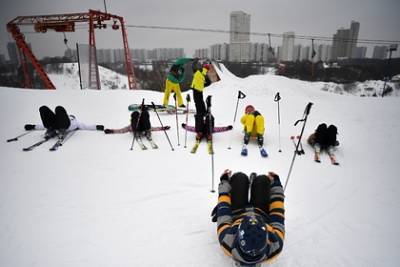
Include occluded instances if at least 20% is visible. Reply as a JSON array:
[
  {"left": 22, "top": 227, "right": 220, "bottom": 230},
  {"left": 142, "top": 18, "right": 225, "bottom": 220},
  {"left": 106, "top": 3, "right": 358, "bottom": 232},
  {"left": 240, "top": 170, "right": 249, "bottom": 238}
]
[{"left": 1, "top": 65, "right": 400, "bottom": 267}]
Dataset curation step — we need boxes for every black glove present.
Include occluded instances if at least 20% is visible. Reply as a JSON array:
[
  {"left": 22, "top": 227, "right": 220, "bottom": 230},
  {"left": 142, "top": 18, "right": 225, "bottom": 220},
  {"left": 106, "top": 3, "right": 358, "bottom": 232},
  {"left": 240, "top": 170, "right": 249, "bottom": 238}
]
[
  {"left": 210, "top": 204, "right": 218, "bottom": 223},
  {"left": 268, "top": 172, "right": 281, "bottom": 185},
  {"left": 220, "top": 173, "right": 230, "bottom": 182},
  {"left": 104, "top": 129, "right": 113, "bottom": 134},
  {"left": 227, "top": 125, "right": 233, "bottom": 130},
  {"left": 24, "top": 124, "right": 35, "bottom": 131},
  {"left": 96, "top": 125, "right": 104, "bottom": 131}
]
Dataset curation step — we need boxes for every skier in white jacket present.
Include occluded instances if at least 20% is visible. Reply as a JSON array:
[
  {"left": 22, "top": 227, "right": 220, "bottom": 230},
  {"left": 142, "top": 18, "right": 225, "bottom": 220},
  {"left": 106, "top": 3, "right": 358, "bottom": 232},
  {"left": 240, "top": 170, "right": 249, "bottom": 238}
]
[{"left": 24, "top": 106, "right": 104, "bottom": 137}]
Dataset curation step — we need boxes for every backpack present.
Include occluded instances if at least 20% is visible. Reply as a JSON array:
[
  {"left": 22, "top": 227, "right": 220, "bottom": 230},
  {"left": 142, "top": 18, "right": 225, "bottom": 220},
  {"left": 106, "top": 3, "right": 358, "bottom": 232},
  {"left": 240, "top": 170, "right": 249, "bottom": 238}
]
[
  {"left": 327, "top": 125, "right": 338, "bottom": 147},
  {"left": 131, "top": 109, "right": 151, "bottom": 132},
  {"left": 315, "top": 123, "right": 328, "bottom": 146}
]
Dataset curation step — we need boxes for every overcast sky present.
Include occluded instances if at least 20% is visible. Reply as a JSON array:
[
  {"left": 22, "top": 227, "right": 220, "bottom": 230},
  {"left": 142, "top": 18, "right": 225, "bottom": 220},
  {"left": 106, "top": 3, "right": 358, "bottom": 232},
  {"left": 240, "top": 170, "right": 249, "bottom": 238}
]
[{"left": 1, "top": 0, "right": 399, "bottom": 59}]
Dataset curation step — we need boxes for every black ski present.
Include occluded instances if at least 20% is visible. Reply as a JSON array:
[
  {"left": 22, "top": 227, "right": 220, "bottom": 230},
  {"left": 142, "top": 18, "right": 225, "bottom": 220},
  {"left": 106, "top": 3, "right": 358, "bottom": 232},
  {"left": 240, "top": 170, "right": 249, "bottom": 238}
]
[
  {"left": 49, "top": 130, "right": 77, "bottom": 151},
  {"left": 145, "top": 137, "right": 158, "bottom": 149},
  {"left": 135, "top": 136, "right": 147, "bottom": 150},
  {"left": 22, "top": 136, "right": 54, "bottom": 151},
  {"left": 7, "top": 131, "right": 33, "bottom": 142}
]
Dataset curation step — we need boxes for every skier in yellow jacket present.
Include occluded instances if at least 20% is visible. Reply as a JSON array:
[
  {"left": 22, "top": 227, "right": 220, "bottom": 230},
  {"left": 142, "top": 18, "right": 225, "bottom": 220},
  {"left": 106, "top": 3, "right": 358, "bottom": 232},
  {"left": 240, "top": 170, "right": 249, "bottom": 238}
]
[
  {"left": 240, "top": 105, "right": 268, "bottom": 157},
  {"left": 191, "top": 61, "right": 211, "bottom": 116}
]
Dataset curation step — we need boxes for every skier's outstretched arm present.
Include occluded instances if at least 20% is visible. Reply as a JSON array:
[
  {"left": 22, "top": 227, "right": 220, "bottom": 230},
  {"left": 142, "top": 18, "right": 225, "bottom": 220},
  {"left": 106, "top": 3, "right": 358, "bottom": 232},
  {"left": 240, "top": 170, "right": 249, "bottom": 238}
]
[
  {"left": 214, "top": 170, "right": 235, "bottom": 256},
  {"left": 266, "top": 172, "right": 285, "bottom": 262},
  {"left": 24, "top": 124, "right": 45, "bottom": 131},
  {"left": 104, "top": 125, "right": 131, "bottom": 134}
]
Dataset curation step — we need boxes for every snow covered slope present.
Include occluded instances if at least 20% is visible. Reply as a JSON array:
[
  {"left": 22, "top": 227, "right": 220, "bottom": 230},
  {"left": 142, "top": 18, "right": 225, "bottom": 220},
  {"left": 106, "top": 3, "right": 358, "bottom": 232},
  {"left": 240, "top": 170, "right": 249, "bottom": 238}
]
[
  {"left": 1, "top": 67, "right": 400, "bottom": 267},
  {"left": 48, "top": 63, "right": 129, "bottom": 90}
]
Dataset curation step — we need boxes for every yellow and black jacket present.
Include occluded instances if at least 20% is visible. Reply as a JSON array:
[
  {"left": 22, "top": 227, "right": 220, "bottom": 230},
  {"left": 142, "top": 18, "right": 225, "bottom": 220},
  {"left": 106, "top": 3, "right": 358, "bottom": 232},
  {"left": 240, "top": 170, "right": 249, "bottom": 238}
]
[
  {"left": 240, "top": 111, "right": 265, "bottom": 136},
  {"left": 191, "top": 68, "right": 208, "bottom": 92},
  {"left": 215, "top": 177, "right": 285, "bottom": 265}
]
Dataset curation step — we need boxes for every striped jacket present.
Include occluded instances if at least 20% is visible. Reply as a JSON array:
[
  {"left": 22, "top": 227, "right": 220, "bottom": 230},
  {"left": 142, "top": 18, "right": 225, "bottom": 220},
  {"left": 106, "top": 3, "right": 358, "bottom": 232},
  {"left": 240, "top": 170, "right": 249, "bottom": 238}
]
[{"left": 216, "top": 177, "right": 285, "bottom": 265}]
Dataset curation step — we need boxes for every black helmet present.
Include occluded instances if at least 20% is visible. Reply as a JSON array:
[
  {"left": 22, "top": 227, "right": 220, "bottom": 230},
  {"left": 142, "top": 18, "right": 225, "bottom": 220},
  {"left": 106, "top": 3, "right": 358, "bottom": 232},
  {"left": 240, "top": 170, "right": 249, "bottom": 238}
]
[{"left": 237, "top": 215, "right": 268, "bottom": 257}]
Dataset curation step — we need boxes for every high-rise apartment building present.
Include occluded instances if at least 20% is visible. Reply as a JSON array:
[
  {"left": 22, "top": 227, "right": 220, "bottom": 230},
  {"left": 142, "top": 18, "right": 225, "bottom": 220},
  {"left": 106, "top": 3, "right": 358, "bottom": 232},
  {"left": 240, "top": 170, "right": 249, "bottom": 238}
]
[
  {"left": 7, "top": 42, "right": 19, "bottom": 65},
  {"left": 194, "top": 48, "right": 209, "bottom": 59},
  {"left": 293, "top": 45, "right": 302, "bottom": 61},
  {"left": 372, "top": 46, "right": 388, "bottom": 59},
  {"left": 210, "top": 43, "right": 229, "bottom": 61},
  {"left": 281, "top": 32, "right": 295, "bottom": 61},
  {"left": 229, "top": 11, "right": 251, "bottom": 62},
  {"left": 300, "top": 46, "right": 310, "bottom": 61},
  {"left": 7, "top": 42, "right": 32, "bottom": 65},
  {"left": 331, "top": 20, "right": 360, "bottom": 60},
  {"left": 351, "top": 46, "right": 367, "bottom": 59}
]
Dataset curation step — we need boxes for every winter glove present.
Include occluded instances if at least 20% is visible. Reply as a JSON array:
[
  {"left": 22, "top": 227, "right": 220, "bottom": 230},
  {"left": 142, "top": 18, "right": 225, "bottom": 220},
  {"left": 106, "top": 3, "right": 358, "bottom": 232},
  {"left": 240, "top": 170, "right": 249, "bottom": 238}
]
[
  {"left": 218, "top": 178, "right": 231, "bottom": 195},
  {"left": 104, "top": 129, "right": 113, "bottom": 134},
  {"left": 210, "top": 204, "right": 218, "bottom": 223},
  {"left": 227, "top": 125, "right": 233, "bottom": 130},
  {"left": 268, "top": 172, "right": 282, "bottom": 186},
  {"left": 220, "top": 173, "right": 230, "bottom": 183},
  {"left": 96, "top": 125, "right": 104, "bottom": 131},
  {"left": 24, "top": 124, "right": 35, "bottom": 131}
]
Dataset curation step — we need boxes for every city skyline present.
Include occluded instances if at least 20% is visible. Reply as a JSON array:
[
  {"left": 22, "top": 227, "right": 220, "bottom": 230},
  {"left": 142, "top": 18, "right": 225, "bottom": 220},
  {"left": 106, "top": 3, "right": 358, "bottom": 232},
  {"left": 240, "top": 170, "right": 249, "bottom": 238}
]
[{"left": 0, "top": 0, "right": 399, "bottom": 60}]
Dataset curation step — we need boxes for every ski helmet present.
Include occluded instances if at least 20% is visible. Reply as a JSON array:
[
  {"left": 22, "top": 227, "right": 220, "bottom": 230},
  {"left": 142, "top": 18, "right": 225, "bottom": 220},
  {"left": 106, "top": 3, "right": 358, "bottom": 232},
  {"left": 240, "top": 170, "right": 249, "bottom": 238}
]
[
  {"left": 237, "top": 215, "right": 268, "bottom": 258},
  {"left": 203, "top": 63, "right": 210, "bottom": 70},
  {"left": 245, "top": 105, "right": 255, "bottom": 114}
]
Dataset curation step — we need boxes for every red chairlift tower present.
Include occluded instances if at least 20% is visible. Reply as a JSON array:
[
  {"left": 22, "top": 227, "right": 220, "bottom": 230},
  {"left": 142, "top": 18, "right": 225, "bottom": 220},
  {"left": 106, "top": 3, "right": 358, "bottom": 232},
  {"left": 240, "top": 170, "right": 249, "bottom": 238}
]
[{"left": 7, "top": 9, "right": 137, "bottom": 89}]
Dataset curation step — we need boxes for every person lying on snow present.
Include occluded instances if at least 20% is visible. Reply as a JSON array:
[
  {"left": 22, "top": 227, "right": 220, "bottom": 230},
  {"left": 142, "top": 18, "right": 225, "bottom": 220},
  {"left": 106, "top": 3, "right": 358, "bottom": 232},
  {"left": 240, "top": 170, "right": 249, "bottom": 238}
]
[
  {"left": 24, "top": 105, "right": 104, "bottom": 138},
  {"left": 307, "top": 123, "right": 339, "bottom": 165},
  {"left": 104, "top": 107, "right": 155, "bottom": 141},
  {"left": 211, "top": 170, "right": 285, "bottom": 267}
]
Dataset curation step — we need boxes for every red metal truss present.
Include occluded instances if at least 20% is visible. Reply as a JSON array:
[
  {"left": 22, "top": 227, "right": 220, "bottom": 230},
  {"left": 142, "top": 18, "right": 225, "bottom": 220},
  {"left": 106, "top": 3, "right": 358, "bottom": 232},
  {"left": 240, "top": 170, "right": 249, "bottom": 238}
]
[{"left": 7, "top": 9, "right": 137, "bottom": 89}]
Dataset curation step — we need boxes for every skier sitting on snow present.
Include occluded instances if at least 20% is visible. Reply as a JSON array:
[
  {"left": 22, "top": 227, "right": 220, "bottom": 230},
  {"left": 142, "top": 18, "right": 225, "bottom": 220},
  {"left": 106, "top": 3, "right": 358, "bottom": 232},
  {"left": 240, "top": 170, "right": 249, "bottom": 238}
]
[
  {"left": 24, "top": 105, "right": 104, "bottom": 138},
  {"left": 191, "top": 59, "right": 211, "bottom": 117},
  {"left": 104, "top": 107, "right": 154, "bottom": 140},
  {"left": 240, "top": 105, "right": 267, "bottom": 157},
  {"left": 307, "top": 123, "right": 339, "bottom": 165},
  {"left": 211, "top": 170, "right": 285, "bottom": 266}
]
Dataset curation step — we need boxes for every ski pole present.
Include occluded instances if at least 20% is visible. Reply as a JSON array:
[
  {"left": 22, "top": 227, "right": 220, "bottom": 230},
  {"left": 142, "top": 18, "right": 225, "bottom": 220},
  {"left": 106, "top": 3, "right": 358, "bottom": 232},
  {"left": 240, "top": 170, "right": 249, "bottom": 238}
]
[
  {"left": 206, "top": 95, "right": 215, "bottom": 193},
  {"left": 7, "top": 130, "right": 34, "bottom": 142},
  {"left": 228, "top": 90, "right": 246, "bottom": 149},
  {"left": 130, "top": 98, "right": 145, "bottom": 150},
  {"left": 274, "top": 92, "right": 282, "bottom": 152},
  {"left": 173, "top": 93, "right": 180, "bottom": 146},
  {"left": 284, "top": 102, "right": 313, "bottom": 192},
  {"left": 290, "top": 136, "right": 302, "bottom": 155},
  {"left": 184, "top": 94, "right": 191, "bottom": 148},
  {"left": 151, "top": 101, "right": 175, "bottom": 151},
  {"left": 297, "top": 135, "right": 305, "bottom": 154}
]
